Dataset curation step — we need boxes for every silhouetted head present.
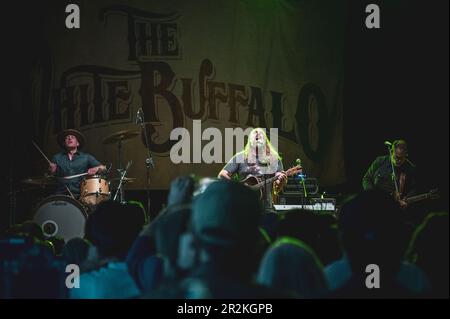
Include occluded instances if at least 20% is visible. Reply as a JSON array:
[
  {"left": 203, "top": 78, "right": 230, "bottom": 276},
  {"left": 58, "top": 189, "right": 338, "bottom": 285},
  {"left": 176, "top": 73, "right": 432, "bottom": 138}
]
[
  {"left": 85, "top": 201, "right": 144, "bottom": 259},
  {"left": 191, "top": 180, "right": 262, "bottom": 249},
  {"left": 154, "top": 204, "right": 192, "bottom": 278},
  {"left": 339, "top": 189, "right": 408, "bottom": 278},
  {"left": 391, "top": 139, "right": 408, "bottom": 167},
  {"left": 185, "top": 180, "right": 262, "bottom": 277},
  {"left": 257, "top": 238, "right": 328, "bottom": 298},
  {"left": 62, "top": 237, "right": 91, "bottom": 265}
]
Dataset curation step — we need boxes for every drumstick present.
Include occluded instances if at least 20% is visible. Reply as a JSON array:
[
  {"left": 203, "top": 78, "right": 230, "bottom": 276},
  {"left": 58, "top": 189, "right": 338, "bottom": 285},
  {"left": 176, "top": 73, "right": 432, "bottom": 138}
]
[
  {"left": 32, "top": 141, "right": 52, "bottom": 165},
  {"left": 62, "top": 172, "right": 89, "bottom": 180},
  {"left": 32, "top": 141, "right": 90, "bottom": 181}
]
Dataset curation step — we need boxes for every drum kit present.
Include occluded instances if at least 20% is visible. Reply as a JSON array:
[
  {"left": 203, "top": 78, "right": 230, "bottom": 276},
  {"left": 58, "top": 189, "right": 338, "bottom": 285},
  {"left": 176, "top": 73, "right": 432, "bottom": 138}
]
[{"left": 22, "top": 129, "right": 140, "bottom": 242}]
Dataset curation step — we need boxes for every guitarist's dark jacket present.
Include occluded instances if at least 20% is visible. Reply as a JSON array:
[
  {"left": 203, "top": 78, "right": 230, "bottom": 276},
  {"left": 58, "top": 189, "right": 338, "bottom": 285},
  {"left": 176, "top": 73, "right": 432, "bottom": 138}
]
[{"left": 362, "top": 155, "right": 417, "bottom": 198}]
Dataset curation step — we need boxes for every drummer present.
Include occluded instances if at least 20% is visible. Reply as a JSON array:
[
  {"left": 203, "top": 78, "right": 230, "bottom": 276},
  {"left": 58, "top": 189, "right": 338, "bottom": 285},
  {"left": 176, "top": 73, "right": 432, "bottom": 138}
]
[{"left": 48, "top": 129, "right": 106, "bottom": 198}]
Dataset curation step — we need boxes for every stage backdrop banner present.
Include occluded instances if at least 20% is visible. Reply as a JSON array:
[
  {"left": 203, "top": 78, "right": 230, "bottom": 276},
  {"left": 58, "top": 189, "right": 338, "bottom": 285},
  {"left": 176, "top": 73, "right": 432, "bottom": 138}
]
[{"left": 31, "top": 0, "right": 345, "bottom": 189}]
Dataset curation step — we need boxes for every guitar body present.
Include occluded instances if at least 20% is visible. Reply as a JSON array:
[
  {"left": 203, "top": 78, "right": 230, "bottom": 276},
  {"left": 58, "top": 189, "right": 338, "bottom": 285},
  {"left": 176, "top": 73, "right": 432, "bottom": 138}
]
[
  {"left": 240, "top": 164, "right": 302, "bottom": 202},
  {"left": 241, "top": 175, "right": 264, "bottom": 199}
]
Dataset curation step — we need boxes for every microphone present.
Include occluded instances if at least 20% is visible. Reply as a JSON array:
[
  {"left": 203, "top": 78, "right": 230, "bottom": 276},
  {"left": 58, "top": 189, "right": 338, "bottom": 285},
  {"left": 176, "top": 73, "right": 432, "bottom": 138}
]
[
  {"left": 384, "top": 141, "right": 392, "bottom": 146},
  {"left": 295, "top": 158, "right": 302, "bottom": 166}
]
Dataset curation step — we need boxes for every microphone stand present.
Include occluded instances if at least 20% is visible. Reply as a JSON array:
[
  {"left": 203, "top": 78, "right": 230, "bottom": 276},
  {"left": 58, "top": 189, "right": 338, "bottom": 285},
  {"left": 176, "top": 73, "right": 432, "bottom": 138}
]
[
  {"left": 386, "top": 144, "right": 400, "bottom": 198},
  {"left": 294, "top": 159, "right": 307, "bottom": 204},
  {"left": 137, "top": 108, "right": 154, "bottom": 220},
  {"left": 300, "top": 174, "right": 307, "bottom": 204}
]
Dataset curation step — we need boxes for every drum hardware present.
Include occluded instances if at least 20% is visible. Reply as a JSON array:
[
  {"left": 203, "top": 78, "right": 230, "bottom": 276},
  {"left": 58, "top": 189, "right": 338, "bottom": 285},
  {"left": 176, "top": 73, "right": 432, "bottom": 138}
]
[
  {"left": 102, "top": 130, "right": 140, "bottom": 145},
  {"left": 102, "top": 129, "right": 139, "bottom": 204},
  {"left": 102, "top": 129, "right": 139, "bottom": 171},
  {"left": 136, "top": 107, "right": 154, "bottom": 219},
  {"left": 113, "top": 160, "right": 133, "bottom": 203},
  {"left": 64, "top": 185, "right": 76, "bottom": 200},
  {"left": 110, "top": 177, "right": 136, "bottom": 183}
]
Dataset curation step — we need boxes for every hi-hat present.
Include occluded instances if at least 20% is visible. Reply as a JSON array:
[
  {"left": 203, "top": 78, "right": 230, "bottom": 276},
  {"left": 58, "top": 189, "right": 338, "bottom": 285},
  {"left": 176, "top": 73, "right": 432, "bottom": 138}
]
[
  {"left": 102, "top": 130, "right": 140, "bottom": 145},
  {"left": 21, "top": 176, "right": 57, "bottom": 185}
]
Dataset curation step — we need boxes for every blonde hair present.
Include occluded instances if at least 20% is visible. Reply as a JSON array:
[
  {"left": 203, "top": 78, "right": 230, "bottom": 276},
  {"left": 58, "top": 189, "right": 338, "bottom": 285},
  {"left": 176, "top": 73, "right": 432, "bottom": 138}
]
[{"left": 243, "top": 128, "right": 281, "bottom": 163}]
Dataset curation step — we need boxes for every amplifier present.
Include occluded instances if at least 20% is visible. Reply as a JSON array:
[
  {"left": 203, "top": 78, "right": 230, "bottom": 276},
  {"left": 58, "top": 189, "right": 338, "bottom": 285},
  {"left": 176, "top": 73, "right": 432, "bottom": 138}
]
[
  {"left": 281, "top": 177, "right": 319, "bottom": 196},
  {"left": 273, "top": 198, "right": 336, "bottom": 212}
]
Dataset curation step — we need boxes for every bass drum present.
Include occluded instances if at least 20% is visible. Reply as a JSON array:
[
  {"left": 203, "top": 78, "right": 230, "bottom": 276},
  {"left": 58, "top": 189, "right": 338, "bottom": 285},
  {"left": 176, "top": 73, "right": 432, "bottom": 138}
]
[{"left": 33, "top": 196, "right": 87, "bottom": 242}]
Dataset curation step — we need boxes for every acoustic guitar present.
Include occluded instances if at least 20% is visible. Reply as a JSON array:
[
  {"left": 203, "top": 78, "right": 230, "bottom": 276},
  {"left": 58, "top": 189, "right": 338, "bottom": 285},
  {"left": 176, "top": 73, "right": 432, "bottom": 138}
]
[{"left": 240, "top": 165, "right": 302, "bottom": 200}]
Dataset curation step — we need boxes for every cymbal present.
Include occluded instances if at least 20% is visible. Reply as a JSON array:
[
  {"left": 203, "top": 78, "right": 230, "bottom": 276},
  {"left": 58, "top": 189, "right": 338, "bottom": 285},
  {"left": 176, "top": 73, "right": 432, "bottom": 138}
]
[
  {"left": 21, "top": 176, "right": 57, "bottom": 185},
  {"left": 110, "top": 177, "right": 136, "bottom": 183},
  {"left": 103, "top": 130, "right": 140, "bottom": 145}
]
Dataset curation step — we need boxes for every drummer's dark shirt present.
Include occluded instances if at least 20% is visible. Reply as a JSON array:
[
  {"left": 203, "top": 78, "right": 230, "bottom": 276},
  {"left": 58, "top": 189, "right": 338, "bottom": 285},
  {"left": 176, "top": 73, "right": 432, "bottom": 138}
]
[{"left": 51, "top": 151, "right": 101, "bottom": 196}]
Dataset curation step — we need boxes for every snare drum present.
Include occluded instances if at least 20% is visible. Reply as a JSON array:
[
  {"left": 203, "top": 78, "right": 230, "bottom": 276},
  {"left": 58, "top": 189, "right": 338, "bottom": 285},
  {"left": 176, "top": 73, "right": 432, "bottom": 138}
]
[
  {"left": 80, "top": 175, "right": 110, "bottom": 206},
  {"left": 33, "top": 196, "right": 87, "bottom": 242}
]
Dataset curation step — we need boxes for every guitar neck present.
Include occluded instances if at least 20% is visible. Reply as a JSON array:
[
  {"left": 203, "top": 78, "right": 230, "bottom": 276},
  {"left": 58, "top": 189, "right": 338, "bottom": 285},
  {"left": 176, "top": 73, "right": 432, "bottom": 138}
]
[
  {"left": 249, "top": 165, "right": 301, "bottom": 190},
  {"left": 406, "top": 193, "right": 430, "bottom": 204}
]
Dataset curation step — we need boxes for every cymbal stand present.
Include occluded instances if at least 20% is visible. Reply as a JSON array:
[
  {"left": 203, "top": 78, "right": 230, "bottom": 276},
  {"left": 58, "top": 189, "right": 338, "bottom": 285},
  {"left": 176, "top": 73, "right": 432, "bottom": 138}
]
[
  {"left": 118, "top": 139, "right": 123, "bottom": 170},
  {"left": 114, "top": 160, "right": 132, "bottom": 203}
]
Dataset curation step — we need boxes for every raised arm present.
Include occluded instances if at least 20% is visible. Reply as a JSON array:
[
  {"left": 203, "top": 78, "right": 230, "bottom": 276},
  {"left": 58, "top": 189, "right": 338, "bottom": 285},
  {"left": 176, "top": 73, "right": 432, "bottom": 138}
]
[{"left": 362, "top": 157, "right": 381, "bottom": 190}]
